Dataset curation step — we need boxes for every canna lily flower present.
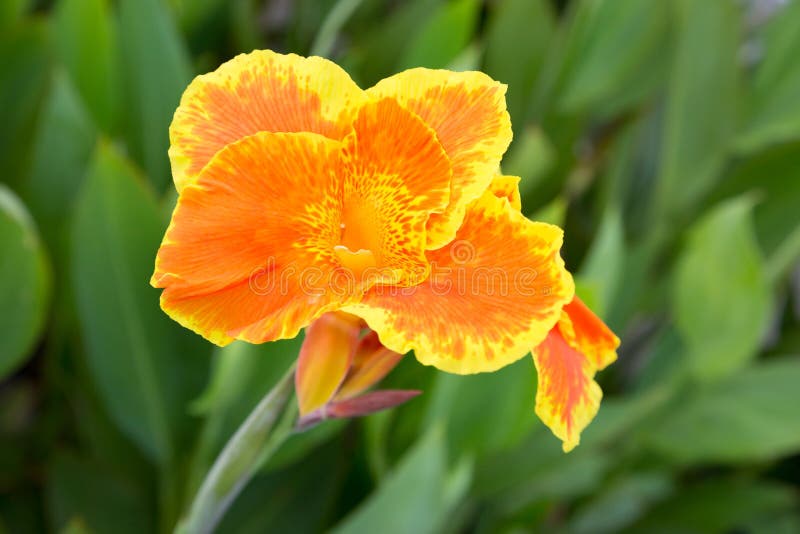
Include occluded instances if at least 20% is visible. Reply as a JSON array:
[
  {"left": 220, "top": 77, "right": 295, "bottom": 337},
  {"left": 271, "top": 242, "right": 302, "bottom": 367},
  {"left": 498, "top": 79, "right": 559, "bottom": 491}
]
[{"left": 151, "top": 50, "right": 619, "bottom": 450}]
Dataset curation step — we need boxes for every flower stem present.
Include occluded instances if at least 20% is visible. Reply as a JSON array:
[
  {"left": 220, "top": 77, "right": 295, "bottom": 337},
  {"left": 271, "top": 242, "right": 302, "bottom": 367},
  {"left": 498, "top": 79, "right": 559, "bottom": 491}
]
[{"left": 176, "top": 364, "right": 296, "bottom": 534}]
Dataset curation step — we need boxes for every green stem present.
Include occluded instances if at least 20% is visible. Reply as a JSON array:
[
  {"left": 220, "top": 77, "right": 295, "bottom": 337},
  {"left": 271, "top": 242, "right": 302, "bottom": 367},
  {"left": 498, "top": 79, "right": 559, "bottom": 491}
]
[{"left": 176, "top": 364, "right": 296, "bottom": 534}]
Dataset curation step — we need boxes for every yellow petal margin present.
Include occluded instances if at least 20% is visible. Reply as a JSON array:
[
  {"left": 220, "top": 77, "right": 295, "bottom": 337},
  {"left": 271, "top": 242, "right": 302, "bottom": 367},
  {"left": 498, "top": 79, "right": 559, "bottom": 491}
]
[
  {"left": 367, "top": 69, "right": 513, "bottom": 249},
  {"left": 343, "top": 188, "right": 574, "bottom": 374},
  {"left": 532, "top": 297, "right": 620, "bottom": 452},
  {"left": 169, "top": 50, "right": 368, "bottom": 191}
]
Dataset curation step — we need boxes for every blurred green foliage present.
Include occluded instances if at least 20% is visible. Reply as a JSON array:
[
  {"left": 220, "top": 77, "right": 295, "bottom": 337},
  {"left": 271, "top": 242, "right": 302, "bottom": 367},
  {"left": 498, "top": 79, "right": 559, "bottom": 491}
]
[{"left": 1, "top": 0, "right": 800, "bottom": 532}]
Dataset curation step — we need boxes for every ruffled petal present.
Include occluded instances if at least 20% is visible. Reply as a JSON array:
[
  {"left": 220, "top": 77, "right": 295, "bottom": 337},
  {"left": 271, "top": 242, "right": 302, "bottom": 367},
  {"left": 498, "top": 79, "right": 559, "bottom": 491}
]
[
  {"left": 169, "top": 50, "right": 368, "bottom": 191},
  {"left": 560, "top": 297, "right": 619, "bottom": 370},
  {"left": 152, "top": 131, "right": 350, "bottom": 345},
  {"left": 367, "top": 69, "right": 512, "bottom": 249},
  {"left": 488, "top": 175, "right": 522, "bottom": 211},
  {"left": 343, "top": 188, "right": 574, "bottom": 374},
  {"left": 337, "top": 98, "right": 452, "bottom": 287},
  {"left": 533, "top": 297, "right": 619, "bottom": 452}
]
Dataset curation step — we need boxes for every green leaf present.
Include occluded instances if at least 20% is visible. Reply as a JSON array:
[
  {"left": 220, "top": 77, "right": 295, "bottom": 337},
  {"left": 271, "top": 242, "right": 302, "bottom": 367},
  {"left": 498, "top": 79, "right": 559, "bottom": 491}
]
[
  {"left": 628, "top": 478, "right": 797, "bottom": 533},
  {"left": 476, "top": 432, "right": 611, "bottom": 516},
  {"left": 736, "top": 0, "right": 800, "bottom": 153},
  {"left": 647, "top": 357, "right": 800, "bottom": 463},
  {"left": 579, "top": 207, "right": 624, "bottom": 318},
  {"left": 656, "top": 0, "right": 740, "bottom": 218},
  {"left": 333, "top": 427, "right": 468, "bottom": 534},
  {"left": 504, "top": 127, "right": 556, "bottom": 207},
  {"left": 0, "top": 185, "right": 50, "bottom": 379},
  {"left": 0, "top": 21, "right": 51, "bottom": 188},
  {"left": 342, "top": 0, "right": 445, "bottom": 85},
  {"left": 20, "top": 72, "right": 96, "bottom": 249},
  {"left": 0, "top": 0, "right": 28, "bottom": 31},
  {"left": 424, "top": 357, "right": 536, "bottom": 458},
  {"left": 398, "top": 0, "right": 479, "bottom": 70},
  {"left": 673, "top": 196, "right": 771, "bottom": 382},
  {"left": 483, "top": 0, "right": 554, "bottom": 126},
  {"left": 569, "top": 472, "right": 674, "bottom": 534},
  {"left": 716, "top": 141, "right": 800, "bottom": 256},
  {"left": 71, "top": 142, "right": 210, "bottom": 464},
  {"left": 54, "top": 0, "right": 120, "bottom": 133},
  {"left": 118, "top": 0, "right": 191, "bottom": 190},
  {"left": 46, "top": 451, "right": 154, "bottom": 534},
  {"left": 557, "top": 0, "right": 669, "bottom": 114}
]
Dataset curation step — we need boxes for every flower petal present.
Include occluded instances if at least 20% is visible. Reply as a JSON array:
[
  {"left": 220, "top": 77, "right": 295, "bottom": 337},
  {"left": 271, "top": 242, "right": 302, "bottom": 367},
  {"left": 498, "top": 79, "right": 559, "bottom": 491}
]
[
  {"left": 343, "top": 188, "right": 574, "bottom": 374},
  {"left": 488, "top": 175, "right": 522, "bottom": 211},
  {"left": 335, "top": 331, "right": 404, "bottom": 400},
  {"left": 152, "top": 131, "right": 350, "bottom": 345},
  {"left": 368, "top": 69, "right": 512, "bottom": 249},
  {"left": 561, "top": 297, "right": 619, "bottom": 370},
  {"left": 533, "top": 297, "right": 619, "bottom": 452},
  {"left": 338, "top": 98, "right": 452, "bottom": 286},
  {"left": 169, "top": 50, "right": 368, "bottom": 191},
  {"left": 532, "top": 326, "right": 602, "bottom": 453},
  {"left": 296, "top": 312, "right": 362, "bottom": 416}
]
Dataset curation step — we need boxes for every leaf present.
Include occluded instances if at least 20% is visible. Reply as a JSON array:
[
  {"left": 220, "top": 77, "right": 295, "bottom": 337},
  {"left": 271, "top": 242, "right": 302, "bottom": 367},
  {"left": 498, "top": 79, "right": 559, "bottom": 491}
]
[
  {"left": 398, "top": 0, "right": 479, "bottom": 71},
  {"left": 332, "top": 427, "right": 469, "bottom": 534},
  {"left": 655, "top": 0, "right": 741, "bottom": 218},
  {"left": 0, "top": 0, "right": 28, "bottom": 31},
  {"left": 19, "top": 72, "right": 96, "bottom": 249},
  {"left": 0, "top": 185, "right": 50, "bottom": 379},
  {"left": 673, "top": 196, "right": 771, "bottom": 382},
  {"left": 424, "top": 357, "right": 536, "bottom": 459},
  {"left": 503, "top": 127, "right": 556, "bottom": 206},
  {"left": 46, "top": 451, "right": 154, "bottom": 534},
  {"left": 54, "top": 0, "right": 120, "bottom": 133},
  {"left": 342, "top": 0, "right": 445, "bottom": 85},
  {"left": 0, "top": 21, "right": 51, "bottom": 188},
  {"left": 482, "top": 0, "right": 554, "bottom": 126},
  {"left": 736, "top": 0, "right": 800, "bottom": 153},
  {"left": 117, "top": 0, "right": 191, "bottom": 190},
  {"left": 557, "top": 0, "right": 669, "bottom": 115},
  {"left": 475, "top": 429, "right": 612, "bottom": 515},
  {"left": 715, "top": 141, "right": 800, "bottom": 255},
  {"left": 579, "top": 207, "right": 624, "bottom": 318},
  {"left": 71, "top": 142, "right": 210, "bottom": 464},
  {"left": 647, "top": 357, "right": 800, "bottom": 463},
  {"left": 628, "top": 478, "right": 797, "bottom": 533},
  {"left": 569, "top": 472, "right": 674, "bottom": 534}
]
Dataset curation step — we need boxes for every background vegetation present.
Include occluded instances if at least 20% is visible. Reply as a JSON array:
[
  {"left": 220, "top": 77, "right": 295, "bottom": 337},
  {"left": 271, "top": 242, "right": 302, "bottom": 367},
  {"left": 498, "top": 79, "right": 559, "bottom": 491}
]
[{"left": 2, "top": 0, "right": 800, "bottom": 532}]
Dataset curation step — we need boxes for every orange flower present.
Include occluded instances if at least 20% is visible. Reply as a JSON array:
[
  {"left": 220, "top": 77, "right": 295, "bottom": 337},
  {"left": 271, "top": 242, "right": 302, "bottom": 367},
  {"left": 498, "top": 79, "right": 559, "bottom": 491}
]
[{"left": 151, "top": 50, "right": 619, "bottom": 450}]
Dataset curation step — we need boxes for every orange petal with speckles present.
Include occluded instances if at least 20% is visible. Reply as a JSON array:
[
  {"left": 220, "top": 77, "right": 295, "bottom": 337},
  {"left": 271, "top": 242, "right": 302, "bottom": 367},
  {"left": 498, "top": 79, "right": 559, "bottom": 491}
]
[
  {"left": 169, "top": 50, "right": 368, "bottom": 191},
  {"left": 337, "top": 97, "right": 452, "bottom": 287},
  {"left": 152, "top": 131, "right": 351, "bottom": 346},
  {"left": 343, "top": 188, "right": 574, "bottom": 375},
  {"left": 368, "top": 69, "right": 512, "bottom": 249},
  {"left": 532, "top": 297, "right": 619, "bottom": 452}
]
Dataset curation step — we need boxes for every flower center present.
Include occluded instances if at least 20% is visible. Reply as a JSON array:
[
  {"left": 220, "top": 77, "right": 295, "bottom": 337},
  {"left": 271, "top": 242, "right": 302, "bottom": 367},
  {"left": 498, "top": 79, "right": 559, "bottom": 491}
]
[{"left": 334, "top": 197, "right": 380, "bottom": 278}]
